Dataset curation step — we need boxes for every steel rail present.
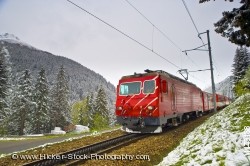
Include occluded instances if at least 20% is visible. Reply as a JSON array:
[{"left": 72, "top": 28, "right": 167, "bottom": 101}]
[
  {"left": 22, "top": 133, "right": 146, "bottom": 166},
  {"left": 65, "top": 133, "right": 149, "bottom": 166}
]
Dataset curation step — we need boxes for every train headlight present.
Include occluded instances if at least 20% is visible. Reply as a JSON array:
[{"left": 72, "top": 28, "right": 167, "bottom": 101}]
[
  {"left": 116, "top": 106, "right": 123, "bottom": 110},
  {"left": 147, "top": 106, "right": 155, "bottom": 110}
]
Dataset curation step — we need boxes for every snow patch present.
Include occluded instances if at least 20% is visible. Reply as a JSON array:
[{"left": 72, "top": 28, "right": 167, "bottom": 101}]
[
  {"left": 0, "top": 137, "right": 27, "bottom": 141},
  {"left": 51, "top": 127, "right": 66, "bottom": 135},
  {"left": 158, "top": 93, "right": 250, "bottom": 166},
  {"left": 74, "top": 125, "right": 89, "bottom": 133},
  {"left": 24, "top": 134, "right": 44, "bottom": 137}
]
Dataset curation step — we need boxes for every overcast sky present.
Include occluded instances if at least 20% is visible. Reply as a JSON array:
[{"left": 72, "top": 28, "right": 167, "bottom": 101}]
[{"left": 0, "top": 0, "right": 241, "bottom": 89}]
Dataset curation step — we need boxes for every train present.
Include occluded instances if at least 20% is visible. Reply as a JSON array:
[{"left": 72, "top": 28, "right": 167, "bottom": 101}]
[{"left": 115, "top": 69, "right": 230, "bottom": 133}]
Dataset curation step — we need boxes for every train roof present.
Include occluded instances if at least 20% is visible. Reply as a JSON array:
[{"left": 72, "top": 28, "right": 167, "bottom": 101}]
[{"left": 120, "top": 69, "right": 200, "bottom": 89}]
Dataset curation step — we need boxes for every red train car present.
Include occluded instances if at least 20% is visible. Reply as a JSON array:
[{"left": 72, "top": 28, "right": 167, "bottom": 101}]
[
  {"left": 115, "top": 70, "right": 230, "bottom": 133},
  {"left": 202, "top": 92, "right": 215, "bottom": 112},
  {"left": 216, "top": 94, "right": 230, "bottom": 109},
  {"left": 116, "top": 70, "right": 203, "bottom": 133}
]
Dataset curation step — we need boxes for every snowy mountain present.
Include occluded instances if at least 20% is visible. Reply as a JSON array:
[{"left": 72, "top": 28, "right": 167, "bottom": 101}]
[
  {"left": 204, "top": 76, "right": 234, "bottom": 98},
  {"left": 0, "top": 33, "right": 20, "bottom": 41},
  {"left": 0, "top": 33, "right": 116, "bottom": 108},
  {"left": 0, "top": 33, "right": 38, "bottom": 50}
]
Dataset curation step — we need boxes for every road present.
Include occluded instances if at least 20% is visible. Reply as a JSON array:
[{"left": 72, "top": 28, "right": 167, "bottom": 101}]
[{"left": 0, "top": 134, "right": 87, "bottom": 154}]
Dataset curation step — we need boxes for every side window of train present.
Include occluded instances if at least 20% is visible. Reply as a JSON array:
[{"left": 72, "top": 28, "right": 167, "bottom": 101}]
[{"left": 161, "top": 80, "right": 168, "bottom": 94}]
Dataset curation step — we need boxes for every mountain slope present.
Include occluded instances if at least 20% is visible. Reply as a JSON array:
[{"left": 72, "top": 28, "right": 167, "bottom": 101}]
[
  {"left": 158, "top": 93, "right": 250, "bottom": 165},
  {"left": 0, "top": 34, "right": 116, "bottom": 107},
  {"left": 204, "top": 76, "right": 234, "bottom": 98}
]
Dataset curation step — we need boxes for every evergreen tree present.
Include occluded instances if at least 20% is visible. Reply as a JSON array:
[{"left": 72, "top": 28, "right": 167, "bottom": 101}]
[
  {"left": 51, "top": 65, "right": 71, "bottom": 129},
  {"left": 78, "top": 107, "right": 85, "bottom": 125},
  {"left": 0, "top": 46, "right": 11, "bottom": 135},
  {"left": 232, "top": 47, "right": 250, "bottom": 85},
  {"left": 243, "top": 66, "right": 250, "bottom": 90},
  {"left": 86, "top": 93, "right": 95, "bottom": 128},
  {"left": 32, "top": 68, "right": 50, "bottom": 134},
  {"left": 11, "top": 70, "right": 34, "bottom": 135},
  {"left": 93, "top": 86, "right": 109, "bottom": 129},
  {"left": 199, "top": 0, "right": 250, "bottom": 46},
  {"left": 71, "top": 98, "right": 88, "bottom": 126},
  {"left": 234, "top": 66, "right": 250, "bottom": 96}
]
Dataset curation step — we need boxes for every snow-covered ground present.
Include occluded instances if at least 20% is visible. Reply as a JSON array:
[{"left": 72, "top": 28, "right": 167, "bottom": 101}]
[
  {"left": 0, "top": 137, "right": 29, "bottom": 141},
  {"left": 158, "top": 94, "right": 250, "bottom": 166}
]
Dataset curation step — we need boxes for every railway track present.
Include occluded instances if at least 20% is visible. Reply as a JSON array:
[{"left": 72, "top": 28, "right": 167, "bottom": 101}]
[
  {"left": 23, "top": 133, "right": 148, "bottom": 166},
  {"left": 21, "top": 112, "right": 217, "bottom": 166}
]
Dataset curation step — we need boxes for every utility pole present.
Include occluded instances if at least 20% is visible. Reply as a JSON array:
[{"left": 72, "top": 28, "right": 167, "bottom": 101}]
[
  {"left": 206, "top": 30, "right": 217, "bottom": 112},
  {"left": 181, "top": 30, "right": 217, "bottom": 112}
]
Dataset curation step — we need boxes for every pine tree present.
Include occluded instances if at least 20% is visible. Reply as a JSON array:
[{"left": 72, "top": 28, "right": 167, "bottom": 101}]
[
  {"left": 199, "top": 0, "right": 250, "bottom": 46},
  {"left": 0, "top": 46, "right": 12, "bottom": 135},
  {"left": 32, "top": 68, "right": 50, "bottom": 134},
  {"left": 51, "top": 65, "right": 71, "bottom": 130},
  {"left": 243, "top": 66, "right": 250, "bottom": 90},
  {"left": 71, "top": 98, "right": 87, "bottom": 126},
  {"left": 86, "top": 93, "right": 94, "bottom": 128},
  {"left": 232, "top": 47, "right": 250, "bottom": 84},
  {"left": 78, "top": 107, "right": 85, "bottom": 125},
  {"left": 11, "top": 70, "right": 34, "bottom": 135},
  {"left": 235, "top": 66, "right": 250, "bottom": 96},
  {"left": 93, "top": 86, "right": 109, "bottom": 129}
]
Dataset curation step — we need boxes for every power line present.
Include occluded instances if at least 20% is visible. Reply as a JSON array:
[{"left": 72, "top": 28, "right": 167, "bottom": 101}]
[
  {"left": 66, "top": 0, "right": 207, "bottom": 84},
  {"left": 181, "top": 0, "right": 222, "bottom": 78},
  {"left": 124, "top": 0, "right": 182, "bottom": 51},
  {"left": 189, "top": 73, "right": 207, "bottom": 83},
  {"left": 124, "top": 0, "right": 206, "bottom": 84},
  {"left": 124, "top": 0, "right": 202, "bottom": 70},
  {"left": 181, "top": 0, "right": 201, "bottom": 40},
  {"left": 66, "top": 0, "right": 181, "bottom": 69},
  {"left": 125, "top": 0, "right": 207, "bottom": 85}
]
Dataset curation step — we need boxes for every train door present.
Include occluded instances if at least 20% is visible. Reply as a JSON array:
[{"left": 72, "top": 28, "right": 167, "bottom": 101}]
[
  {"left": 161, "top": 79, "right": 168, "bottom": 102},
  {"left": 160, "top": 78, "right": 168, "bottom": 119},
  {"left": 171, "top": 84, "right": 177, "bottom": 111},
  {"left": 207, "top": 94, "right": 210, "bottom": 110},
  {"left": 201, "top": 92, "right": 205, "bottom": 111}
]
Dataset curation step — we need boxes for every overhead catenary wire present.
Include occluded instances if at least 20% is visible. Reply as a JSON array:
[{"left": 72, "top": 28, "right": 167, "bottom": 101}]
[
  {"left": 181, "top": 0, "right": 222, "bottom": 77},
  {"left": 181, "top": 0, "right": 207, "bottom": 69},
  {"left": 124, "top": 0, "right": 182, "bottom": 52},
  {"left": 124, "top": 0, "right": 202, "bottom": 70},
  {"left": 152, "top": 25, "right": 154, "bottom": 51},
  {"left": 66, "top": 0, "right": 181, "bottom": 70},
  {"left": 124, "top": 0, "right": 207, "bottom": 84},
  {"left": 189, "top": 73, "right": 206, "bottom": 83},
  {"left": 66, "top": 0, "right": 206, "bottom": 84},
  {"left": 181, "top": 0, "right": 204, "bottom": 44}
]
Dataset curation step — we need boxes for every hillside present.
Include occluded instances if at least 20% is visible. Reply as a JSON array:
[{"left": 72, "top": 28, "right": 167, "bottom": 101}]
[
  {"left": 158, "top": 93, "right": 250, "bottom": 165},
  {"left": 0, "top": 33, "right": 116, "bottom": 108},
  {"left": 204, "top": 76, "right": 234, "bottom": 98}
]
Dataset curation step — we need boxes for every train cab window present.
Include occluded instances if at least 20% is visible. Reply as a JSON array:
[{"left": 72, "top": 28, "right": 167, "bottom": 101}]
[
  {"left": 119, "top": 82, "right": 141, "bottom": 95},
  {"left": 143, "top": 80, "right": 155, "bottom": 94},
  {"left": 162, "top": 80, "right": 168, "bottom": 93}
]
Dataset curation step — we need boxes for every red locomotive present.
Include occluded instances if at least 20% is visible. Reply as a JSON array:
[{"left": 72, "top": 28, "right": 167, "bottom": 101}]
[{"left": 115, "top": 69, "right": 230, "bottom": 133}]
